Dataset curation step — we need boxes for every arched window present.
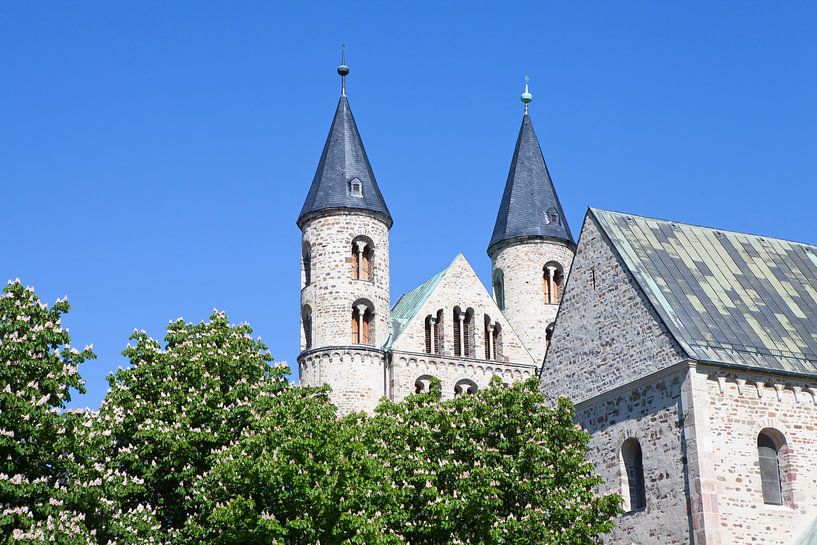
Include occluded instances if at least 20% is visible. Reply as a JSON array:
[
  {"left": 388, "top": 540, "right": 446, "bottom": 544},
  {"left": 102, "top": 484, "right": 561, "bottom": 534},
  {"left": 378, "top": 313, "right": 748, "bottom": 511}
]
[
  {"left": 453, "top": 306, "right": 463, "bottom": 357},
  {"left": 302, "top": 242, "right": 312, "bottom": 287},
  {"left": 434, "top": 309, "right": 444, "bottom": 355},
  {"left": 493, "top": 269, "right": 505, "bottom": 310},
  {"left": 493, "top": 323, "right": 503, "bottom": 360},
  {"left": 351, "top": 236, "right": 374, "bottom": 282},
  {"left": 302, "top": 305, "right": 313, "bottom": 350},
  {"left": 463, "top": 308, "right": 475, "bottom": 357},
  {"left": 758, "top": 430, "right": 785, "bottom": 505},
  {"left": 544, "top": 261, "right": 565, "bottom": 305},
  {"left": 621, "top": 439, "right": 647, "bottom": 512},
  {"left": 415, "top": 374, "right": 436, "bottom": 394},
  {"left": 545, "top": 322, "right": 555, "bottom": 351},
  {"left": 351, "top": 299, "right": 374, "bottom": 346},
  {"left": 454, "top": 379, "right": 478, "bottom": 397}
]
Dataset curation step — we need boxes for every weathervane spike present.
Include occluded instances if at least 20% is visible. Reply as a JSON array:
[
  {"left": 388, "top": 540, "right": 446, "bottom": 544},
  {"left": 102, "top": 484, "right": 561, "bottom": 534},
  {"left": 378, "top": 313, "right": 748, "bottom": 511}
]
[{"left": 337, "top": 44, "right": 349, "bottom": 97}]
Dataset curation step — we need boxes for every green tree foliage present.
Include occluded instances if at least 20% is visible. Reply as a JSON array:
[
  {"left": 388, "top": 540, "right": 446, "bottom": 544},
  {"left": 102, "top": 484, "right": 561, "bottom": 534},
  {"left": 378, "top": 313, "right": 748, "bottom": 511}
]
[
  {"left": 191, "top": 387, "right": 400, "bottom": 545},
  {"left": 0, "top": 282, "right": 620, "bottom": 544},
  {"left": 79, "top": 312, "right": 289, "bottom": 544},
  {"left": 371, "top": 377, "right": 621, "bottom": 544},
  {"left": 193, "top": 377, "right": 620, "bottom": 545},
  {"left": 0, "top": 281, "right": 96, "bottom": 543}
]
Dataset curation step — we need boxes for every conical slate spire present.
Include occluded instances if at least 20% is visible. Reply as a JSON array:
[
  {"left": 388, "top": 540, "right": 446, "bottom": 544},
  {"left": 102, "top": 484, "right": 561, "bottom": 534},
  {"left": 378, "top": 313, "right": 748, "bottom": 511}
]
[
  {"left": 297, "top": 96, "right": 392, "bottom": 228},
  {"left": 488, "top": 112, "right": 573, "bottom": 253}
]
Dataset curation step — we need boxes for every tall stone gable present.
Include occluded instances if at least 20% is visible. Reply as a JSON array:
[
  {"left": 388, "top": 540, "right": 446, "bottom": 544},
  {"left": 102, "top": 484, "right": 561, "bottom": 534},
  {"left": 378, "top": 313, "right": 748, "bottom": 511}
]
[
  {"left": 543, "top": 211, "right": 687, "bottom": 402},
  {"left": 543, "top": 211, "right": 696, "bottom": 544}
]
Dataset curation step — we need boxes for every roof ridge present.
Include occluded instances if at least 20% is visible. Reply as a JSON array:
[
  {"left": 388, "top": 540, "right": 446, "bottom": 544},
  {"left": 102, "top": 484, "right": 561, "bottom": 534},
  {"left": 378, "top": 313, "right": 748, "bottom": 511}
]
[{"left": 591, "top": 208, "right": 817, "bottom": 250}]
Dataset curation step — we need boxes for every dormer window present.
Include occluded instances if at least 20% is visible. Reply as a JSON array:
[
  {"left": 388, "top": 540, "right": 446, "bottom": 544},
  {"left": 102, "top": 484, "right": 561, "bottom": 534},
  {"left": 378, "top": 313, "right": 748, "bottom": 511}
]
[
  {"left": 545, "top": 207, "right": 560, "bottom": 225},
  {"left": 348, "top": 177, "right": 363, "bottom": 197}
]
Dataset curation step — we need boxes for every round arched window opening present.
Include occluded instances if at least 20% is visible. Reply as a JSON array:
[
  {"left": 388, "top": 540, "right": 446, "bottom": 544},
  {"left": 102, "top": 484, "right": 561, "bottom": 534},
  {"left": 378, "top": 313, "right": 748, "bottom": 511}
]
[
  {"left": 454, "top": 379, "right": 478, "bottom": 397},
  {"left": 544, "top": 262, "right": 565, "bottom": 305},
  {"left": 351, "top": 299, "right": 375, "bottom": 346}
]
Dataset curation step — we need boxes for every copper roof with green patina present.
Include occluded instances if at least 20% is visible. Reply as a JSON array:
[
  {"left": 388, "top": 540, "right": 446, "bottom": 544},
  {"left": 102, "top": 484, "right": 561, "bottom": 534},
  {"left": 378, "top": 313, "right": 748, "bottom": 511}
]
[
  {"left": 592, "top": 209, "right": 817, "bottom": 377},
  {"left": 385, "top": 265, "right": 449, "bottom": 350}
]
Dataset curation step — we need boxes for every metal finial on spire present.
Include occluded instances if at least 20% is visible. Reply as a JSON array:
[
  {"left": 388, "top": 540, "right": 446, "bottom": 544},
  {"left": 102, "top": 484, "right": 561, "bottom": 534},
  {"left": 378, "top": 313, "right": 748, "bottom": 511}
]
[
  {"left": 521, "top": 75, "right": 533, "bottom": 114},
  {"left": 338, "top": 44, "right": 349, "bottom": 96}
]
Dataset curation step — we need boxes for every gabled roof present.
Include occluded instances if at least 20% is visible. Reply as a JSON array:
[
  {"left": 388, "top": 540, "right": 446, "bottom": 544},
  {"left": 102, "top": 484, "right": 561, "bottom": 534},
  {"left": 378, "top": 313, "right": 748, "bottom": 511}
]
[
  {"left": 592, "top": 208, "right": 817, "bottom": 377},
  {"left": 297, "top": 96, "right": 392, "bottom": 228},
  {"left": 489, "top": 112, "right": 573, "bottom": 254}
]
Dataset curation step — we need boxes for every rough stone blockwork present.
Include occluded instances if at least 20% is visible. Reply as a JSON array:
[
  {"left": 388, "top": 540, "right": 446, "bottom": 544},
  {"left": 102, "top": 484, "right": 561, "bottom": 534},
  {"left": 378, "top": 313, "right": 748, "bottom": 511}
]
[
  {"left": 543, "top": 214, "right": 686, "bottom": 403},
  {"left": 490, "top": 239, "right": 574, "bottom": 364},
  {"left": 578, "top": 370, "right": 693, "bottom": 545},
  {"left": 300, "top": 212, "right": 390, "bottom": 349},
  {"left": 299, "top": 347, "right": 386, "bottom": 415},
  {"left": 697, "top": 367, "right": 817, "bottom": 544},
  {"left": 389, "top": 352, "right": 536, "bottom": 403}
]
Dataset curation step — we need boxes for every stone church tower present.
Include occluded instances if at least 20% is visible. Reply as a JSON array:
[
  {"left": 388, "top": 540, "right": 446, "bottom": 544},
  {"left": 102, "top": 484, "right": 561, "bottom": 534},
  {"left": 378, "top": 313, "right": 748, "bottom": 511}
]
[
  {"left": 488, "top": 82, "right": 576, "bottom": 364},
  {"left": 297, "top": 58, "right": 393, "bottom": 414}
]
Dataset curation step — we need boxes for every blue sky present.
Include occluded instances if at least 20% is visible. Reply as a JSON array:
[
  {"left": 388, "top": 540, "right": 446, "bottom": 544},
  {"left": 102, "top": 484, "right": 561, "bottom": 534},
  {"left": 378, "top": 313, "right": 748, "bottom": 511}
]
[{"left": 2, "top": 2, "right": 816, "bottom": 408}]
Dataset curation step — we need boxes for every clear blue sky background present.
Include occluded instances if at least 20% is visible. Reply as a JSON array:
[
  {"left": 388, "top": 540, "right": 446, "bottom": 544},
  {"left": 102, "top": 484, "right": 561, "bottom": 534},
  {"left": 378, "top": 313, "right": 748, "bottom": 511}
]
[{"left": 2, "top": 2, "right": 816, "bottom": 409}]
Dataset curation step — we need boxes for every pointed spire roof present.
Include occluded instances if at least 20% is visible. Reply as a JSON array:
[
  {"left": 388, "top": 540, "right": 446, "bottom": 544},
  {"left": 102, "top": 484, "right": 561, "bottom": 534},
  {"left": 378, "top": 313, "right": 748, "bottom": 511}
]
[
  {"left": 297, "top": 63, "right": 392, "bottom": 228},
  {"left": 488, "top": 104, "right": 573, "bottom": 254}
]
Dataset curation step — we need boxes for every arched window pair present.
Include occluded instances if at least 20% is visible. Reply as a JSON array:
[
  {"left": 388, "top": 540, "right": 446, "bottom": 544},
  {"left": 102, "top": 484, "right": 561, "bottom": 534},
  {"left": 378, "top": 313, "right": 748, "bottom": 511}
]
[
  {"left": 758, "top": 428, "right": 791, "bottom": 506},
  {"left": 493, "top": 269, "right": 505, "bottom": 310},
  {"left": 351, "top": 236, "right": 374, "bottom": 282},
  {"left": 544, "top": 261, "right": 564, "bottom": 305},
  {"left": 351, "top": 300, "right": 374, "bottom": 346},
  {"left": 452, "top": 307, "right": 475, "bottom": 358},
  {"left": 424, "top": 310, "right": 444, "bottom": 355},
  {"left": 483, "top": 315, "right": 502, "bottom": 361}
]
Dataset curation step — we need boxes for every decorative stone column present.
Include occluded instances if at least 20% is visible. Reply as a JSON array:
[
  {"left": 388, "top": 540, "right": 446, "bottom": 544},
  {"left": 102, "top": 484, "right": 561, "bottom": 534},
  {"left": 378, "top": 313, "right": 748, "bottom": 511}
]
[
  {"left": 355, "top": 240, "right": 367, "bottom": 280},
  {"left": 457, "top": 311, "right": 466, "bottom": 356},
  {"left": 356, "top": 304, "right": 368, "bottom": 344},
  {"left": 429, "top": 317, "right": 437, "bottom": 353}
]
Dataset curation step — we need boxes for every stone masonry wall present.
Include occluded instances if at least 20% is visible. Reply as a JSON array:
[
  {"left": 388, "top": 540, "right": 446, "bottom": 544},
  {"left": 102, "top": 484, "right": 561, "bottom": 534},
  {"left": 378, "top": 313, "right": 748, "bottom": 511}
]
[
  {"left": 299, "top": 347, "right": 386, "bottom": 415},
  {"left": 391, "top": 253, "right": 535, "bottom": 367},
  {"left": 490, "top": 239, "right": 575, "bottom": 365},
  {"left": 389, "top": 351, "right": 536, "bottom": 403},
  {"left": 695, "top": 366, "right": 817, "bottom": 544},
  {"left": 298, "top": 211, "right": 390, "bottom": 415},
  {"left": 300, "top": 212, "right": 390, "bottom": 350},
  {"left": 543, "top": 214, "right": 687, "bottom": 403},
  {"left": 577, "top": 368, "right": 693, "bottom": 545}
]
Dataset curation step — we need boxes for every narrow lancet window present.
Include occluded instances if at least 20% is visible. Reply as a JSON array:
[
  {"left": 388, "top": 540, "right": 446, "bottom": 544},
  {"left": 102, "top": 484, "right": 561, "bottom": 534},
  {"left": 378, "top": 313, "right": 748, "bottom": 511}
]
[
  {"left": 493, "top": 269, "right": 505, "bottom": 310},
  {"left": 621, "top": 439, "right": 647, "bottom": 512},
  {"left": 758, "top": 431, "right": 784, "bottom": 505}
]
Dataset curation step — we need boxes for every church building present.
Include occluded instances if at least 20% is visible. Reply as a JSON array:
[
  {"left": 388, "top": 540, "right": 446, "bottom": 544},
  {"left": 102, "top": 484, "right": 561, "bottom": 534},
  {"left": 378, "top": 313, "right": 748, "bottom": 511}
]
[
  {"left": 545, "top": 209, "right": 817, "bottom": 544},
  {"left": 296, "top": 59, "right": 571, "bottom": 414},
  {"left": 295, "top": 57, "right": 817, "bottom": 544}
]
